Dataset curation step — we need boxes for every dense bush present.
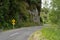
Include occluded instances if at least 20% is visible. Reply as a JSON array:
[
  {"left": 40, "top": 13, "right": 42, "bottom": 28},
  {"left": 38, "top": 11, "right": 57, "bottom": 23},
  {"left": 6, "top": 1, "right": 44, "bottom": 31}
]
[{"left": 0, "top": 0, "right": 41, "bottom": 30}]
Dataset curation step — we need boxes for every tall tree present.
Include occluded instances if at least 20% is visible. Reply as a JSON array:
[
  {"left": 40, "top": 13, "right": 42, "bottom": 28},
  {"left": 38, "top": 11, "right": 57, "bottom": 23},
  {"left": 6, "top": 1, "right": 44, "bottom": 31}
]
[{"left": 49, "top": 0, "right": 60, "bottom": 25}]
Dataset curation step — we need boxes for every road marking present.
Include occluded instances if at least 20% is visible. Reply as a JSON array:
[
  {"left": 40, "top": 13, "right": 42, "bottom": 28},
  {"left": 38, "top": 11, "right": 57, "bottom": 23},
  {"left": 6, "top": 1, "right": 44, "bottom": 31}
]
[{"left": 10, "top": 32, "right": 19, "bottom": 37}]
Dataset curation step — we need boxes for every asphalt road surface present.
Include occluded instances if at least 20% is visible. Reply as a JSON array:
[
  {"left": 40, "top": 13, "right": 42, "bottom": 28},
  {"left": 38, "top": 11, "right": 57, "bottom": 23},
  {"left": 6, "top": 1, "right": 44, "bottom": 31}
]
[{"left": 0, "top": 26, "right": 42, "bottom": 40}]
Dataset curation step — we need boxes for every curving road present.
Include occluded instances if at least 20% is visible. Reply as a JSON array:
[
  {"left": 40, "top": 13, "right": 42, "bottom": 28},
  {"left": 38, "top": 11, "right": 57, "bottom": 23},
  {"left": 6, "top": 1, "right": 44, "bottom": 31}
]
[{"left": 0, "top": 26, "right": 42, "bottom": 40}]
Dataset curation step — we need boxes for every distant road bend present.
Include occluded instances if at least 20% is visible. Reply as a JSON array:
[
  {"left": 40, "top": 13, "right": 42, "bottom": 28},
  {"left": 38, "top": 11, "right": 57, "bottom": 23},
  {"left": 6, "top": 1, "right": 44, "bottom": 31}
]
[{"left": 0, "top": 26, "right": 42, "bottom": 40}]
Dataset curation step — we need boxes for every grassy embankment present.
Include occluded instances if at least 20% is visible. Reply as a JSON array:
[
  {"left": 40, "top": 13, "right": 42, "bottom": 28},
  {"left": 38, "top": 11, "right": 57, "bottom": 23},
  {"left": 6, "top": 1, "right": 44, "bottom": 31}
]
[{"left": 29, "top": 24, "right": 60, "bottom": 40}]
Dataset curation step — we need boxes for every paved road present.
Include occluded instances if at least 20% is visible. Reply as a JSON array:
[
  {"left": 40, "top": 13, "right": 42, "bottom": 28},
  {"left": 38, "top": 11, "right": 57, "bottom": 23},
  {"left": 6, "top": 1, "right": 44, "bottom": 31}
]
[{"left": 0, "top": 26, "right": 42, "bottom": 40}]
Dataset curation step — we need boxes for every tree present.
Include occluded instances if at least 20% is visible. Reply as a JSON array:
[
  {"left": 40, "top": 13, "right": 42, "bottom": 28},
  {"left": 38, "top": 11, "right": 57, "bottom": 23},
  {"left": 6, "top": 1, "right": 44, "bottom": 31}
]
[
  {"left": 49, "top": 0, "right": 60, "bottom": 25},
  {"left": 0, "top": 0, "right": 42, "bottom": 30},
  {"left": 40, "top": 0, "right": 49, "bottom": 24}
]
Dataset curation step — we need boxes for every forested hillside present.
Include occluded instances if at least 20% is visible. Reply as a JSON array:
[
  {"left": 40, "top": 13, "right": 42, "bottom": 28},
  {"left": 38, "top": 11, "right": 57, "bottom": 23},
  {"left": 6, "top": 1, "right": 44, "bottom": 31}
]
[{"left": 0, "top": 0, "right": 41, "bottom": 30}]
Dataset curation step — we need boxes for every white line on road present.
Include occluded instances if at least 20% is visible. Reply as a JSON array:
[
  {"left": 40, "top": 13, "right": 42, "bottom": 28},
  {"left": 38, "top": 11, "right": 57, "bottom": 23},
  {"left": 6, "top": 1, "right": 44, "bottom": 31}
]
[{"left": 9, "top": 32, "right": 19, "bottom": 37}]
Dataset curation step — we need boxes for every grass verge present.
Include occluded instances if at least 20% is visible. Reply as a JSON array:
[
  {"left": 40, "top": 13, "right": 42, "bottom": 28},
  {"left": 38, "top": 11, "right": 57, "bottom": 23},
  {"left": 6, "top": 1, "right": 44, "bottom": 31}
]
[{"left": 28, "top": 24, "right": 60, "bottom": 40}]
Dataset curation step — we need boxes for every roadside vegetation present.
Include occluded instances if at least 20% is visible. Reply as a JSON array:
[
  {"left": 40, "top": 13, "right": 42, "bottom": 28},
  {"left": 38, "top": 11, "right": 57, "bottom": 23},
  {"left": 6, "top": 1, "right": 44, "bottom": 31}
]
[
  {"left": 0, "top": 0, "right": 41, "bottom": 30},
  {"left": 29, "top": 24, "right": 60, "bottom": 40},
  {"left": 29, "top": 0, "right": 60, "bottom": 40}
]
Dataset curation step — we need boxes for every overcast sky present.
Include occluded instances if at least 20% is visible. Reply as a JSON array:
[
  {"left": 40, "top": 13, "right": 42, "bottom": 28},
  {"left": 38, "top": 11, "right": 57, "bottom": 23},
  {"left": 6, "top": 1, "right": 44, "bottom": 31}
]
[{"left": 42, "top": 0, "right": 51, "bottom": 8}]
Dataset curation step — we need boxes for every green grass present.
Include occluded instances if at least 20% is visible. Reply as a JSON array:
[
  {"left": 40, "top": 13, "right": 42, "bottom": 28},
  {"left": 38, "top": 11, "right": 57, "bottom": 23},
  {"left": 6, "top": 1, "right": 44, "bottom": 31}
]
[
  {"left": 29, "top": 24, "right": 60, "bottom": 40},
  {"left": 41, "top": 27, "right": 60, "bottom": 40}
]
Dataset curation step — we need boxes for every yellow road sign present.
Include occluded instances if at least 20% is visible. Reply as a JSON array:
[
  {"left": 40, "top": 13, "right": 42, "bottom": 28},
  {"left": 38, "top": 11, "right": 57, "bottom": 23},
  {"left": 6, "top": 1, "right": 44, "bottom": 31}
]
[{"left": 12, "top": 19, "right": 16, "bottom": 25}]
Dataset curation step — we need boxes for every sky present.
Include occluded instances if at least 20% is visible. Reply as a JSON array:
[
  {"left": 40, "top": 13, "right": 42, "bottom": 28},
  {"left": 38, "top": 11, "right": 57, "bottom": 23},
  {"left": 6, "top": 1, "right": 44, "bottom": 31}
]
[{"left": 42, "top": 0, "right": 51, "bottom": 8}]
